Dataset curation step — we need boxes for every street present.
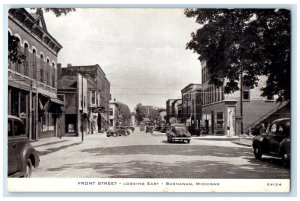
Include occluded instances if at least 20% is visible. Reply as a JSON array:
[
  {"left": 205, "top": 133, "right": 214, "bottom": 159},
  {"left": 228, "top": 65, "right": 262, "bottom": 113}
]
[{"left": 32, "top": 129, "right": 290, "bottom": 179}]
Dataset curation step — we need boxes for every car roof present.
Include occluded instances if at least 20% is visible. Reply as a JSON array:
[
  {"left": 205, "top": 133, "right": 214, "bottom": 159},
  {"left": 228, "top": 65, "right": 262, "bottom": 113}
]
[
  {"left": 8, "top": 115, "right": 23, "bottom": 122},
  {"left": 271, "top": 118, "right": 290, "bottom": 124}
]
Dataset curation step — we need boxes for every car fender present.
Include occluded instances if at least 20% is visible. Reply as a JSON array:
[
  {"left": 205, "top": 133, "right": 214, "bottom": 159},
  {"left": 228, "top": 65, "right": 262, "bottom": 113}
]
[
  {"left": 21, "top": 144, "right": 40, "bottom": 171},
  {"left": 279, "top": 138, "right": 290, "bottom": 155},
  {"left": 252, "top": 136, "right": 264, "bottom": 148}
]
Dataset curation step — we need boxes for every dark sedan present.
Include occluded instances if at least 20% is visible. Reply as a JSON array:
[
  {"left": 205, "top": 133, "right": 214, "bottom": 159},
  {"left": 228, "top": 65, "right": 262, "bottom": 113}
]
[
  {"left": 252, "top": 118, "right": 290, "bottom": 166},
  {"left": 166, "top": 124, "right": 191, "bottom": 143},
  {"left": 8, "top": 115, "right": 40, "bottom": 177},
  {"left": 107, "top": 126, "right": 131, "bottom": 137}
]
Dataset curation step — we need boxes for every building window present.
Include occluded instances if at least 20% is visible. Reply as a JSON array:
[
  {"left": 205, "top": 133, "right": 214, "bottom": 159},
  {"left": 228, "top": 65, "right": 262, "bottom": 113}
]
[
  {"left": 243, "top": 86, "right": 250, "bottom": 101},
  {"left": 91, "top": 91, "right": 96, "bottom": 105},
  {"left": 24, "top": 43, "right": 29, "bottom": 76},
  {"left": 110, "top": 108, "right": 113, "bottom": 116},
  {"left": 110, "top": 119, "right": 113, "bottom": 126},
  {"left": 32, "top": 49, "right": 36, "bottom": 79},
  {"left": 52, "top": 63, "right": 55, "bottom": 87},
  {"left": 40, "top": 54, "right": 44, "bottom": 83}
]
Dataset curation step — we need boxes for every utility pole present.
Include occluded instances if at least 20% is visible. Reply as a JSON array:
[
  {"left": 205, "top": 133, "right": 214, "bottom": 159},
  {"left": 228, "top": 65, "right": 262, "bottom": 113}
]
[
  {"left": 240, "top": 65, "right": 244, "bottom": 137},
  {"left": 81, "top": 75, "right": 84, "bottom": 142}
]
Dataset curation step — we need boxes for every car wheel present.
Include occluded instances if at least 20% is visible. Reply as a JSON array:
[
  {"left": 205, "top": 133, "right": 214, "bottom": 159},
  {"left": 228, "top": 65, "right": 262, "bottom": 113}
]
[
  {"left": 281, "top": 150, "right": 290, "bottom": 167},
  {"left": 125, "top": 130, "right": 130, "bottom": 136},
  {"left": 187, "top": 140, "right": 191, "bottom": 144},
  {"left": 24, "top": 159, "right": 33, "bottom": 178},
  {"left": 254, "top": 147, "right": 263, "bottom": 159}
]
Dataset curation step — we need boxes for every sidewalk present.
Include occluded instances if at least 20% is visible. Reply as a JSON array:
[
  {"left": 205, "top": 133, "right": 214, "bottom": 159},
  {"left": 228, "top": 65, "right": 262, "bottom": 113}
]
[{"left": 30, "top": 133, "right": 106, "bottom": 156}]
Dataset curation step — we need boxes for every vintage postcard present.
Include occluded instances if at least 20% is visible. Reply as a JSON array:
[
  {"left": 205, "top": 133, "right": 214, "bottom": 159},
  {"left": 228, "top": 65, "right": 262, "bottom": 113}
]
[{"left": 6, "top": 7, "right": 292, "bottom": 193}]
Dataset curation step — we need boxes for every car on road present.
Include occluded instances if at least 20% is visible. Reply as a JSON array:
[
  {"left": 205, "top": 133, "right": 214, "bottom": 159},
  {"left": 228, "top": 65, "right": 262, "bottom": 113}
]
[
  {"left": 252, "top": 118, "right": 290, "bottom": 166},
  {"left": 8, "top": 115, "right": 40, "bottom": 178},
  {"left": 140, "top": 123, "right": 146, "bottom": 131},
  {"left": 145, "top": 125, "right": 154, "bottom": 133},
  {"left": 107, "top": 126, "right": 131, "bottom": 137},
  {"left": 160, "top": 125, "right": 170, "bottom": 133},
  {"left": 166, "top": 123, "right": 191, "bottom": 144}
]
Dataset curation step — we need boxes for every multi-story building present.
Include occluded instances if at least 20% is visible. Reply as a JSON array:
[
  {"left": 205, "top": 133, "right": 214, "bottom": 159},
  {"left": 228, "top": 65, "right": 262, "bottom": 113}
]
[
  {"left": 57, "top": 72, "right": 88, "bottom": 137},
  {"left": 8, "top": 9, "right": 64, "bottom": 140},
  {"left": 57, "top": 64, "right": 111, "bottom": 131},
  {"left": 201, "top": 60, "right": 282, "bottom": 136},
  {"left": 181, "top": 84, "right": 202, "bottom": 129},
  {"left": 171, "top": 99, "right": 182, "bottom": 123},
  {"left": 166, "top": 99, "right": 179, "bottom": 124},
  {"left": 109, "top": 101, "right": 119, "bottom": 129}
]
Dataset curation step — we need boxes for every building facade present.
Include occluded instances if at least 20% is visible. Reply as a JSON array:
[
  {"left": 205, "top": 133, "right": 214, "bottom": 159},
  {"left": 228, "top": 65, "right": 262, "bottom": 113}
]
[
  {"left": 181, "top": 84, "right": 202, "bottom": 129},
  {"left": 201, "top": 60, "right": 281, "bottom": 136},
  {"left": 109, "top": 102, "right": 119, "bottom": 129},
  {"left": 171, "top": 99, "right": 182, "bottom": 123},
  {"left": 8, "top": 9, "right": 64, "bottom": 140},
  {"left": 57, "top": 64, "right": 111, "bottom": 131}
]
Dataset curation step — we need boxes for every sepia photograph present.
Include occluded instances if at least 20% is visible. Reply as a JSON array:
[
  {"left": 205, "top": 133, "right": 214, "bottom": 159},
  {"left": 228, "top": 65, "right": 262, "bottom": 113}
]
[{"left": 5, "top": 6, "right": 293, "bottom": 193}]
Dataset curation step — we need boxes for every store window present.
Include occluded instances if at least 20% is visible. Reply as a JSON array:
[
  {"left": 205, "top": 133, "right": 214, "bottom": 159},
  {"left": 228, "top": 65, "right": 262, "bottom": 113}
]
[{"left": 243, "top": 86, "right": 250, "bottom": 101}]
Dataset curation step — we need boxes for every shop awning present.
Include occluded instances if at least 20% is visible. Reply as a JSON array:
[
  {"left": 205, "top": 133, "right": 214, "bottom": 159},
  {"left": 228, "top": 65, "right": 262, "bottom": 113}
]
[
  {"left": 100, "top": 113, "right": 108, "bottom": 121},
  {"left": 50, "top": 98, "right": 65, "bottom": 105}
]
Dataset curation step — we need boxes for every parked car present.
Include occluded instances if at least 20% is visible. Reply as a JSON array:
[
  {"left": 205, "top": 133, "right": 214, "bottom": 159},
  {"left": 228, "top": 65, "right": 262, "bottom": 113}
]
[
  {"left": 160, "top": 125, "right": 170, "bottom": 133},
  {"left": 8, "top": 115, "right": 40, "bottom": 178},
  {"left": 107, "top": 126, "right": 131, "bottom": 137},
  {"left": 252, "top": 118, "right": 290, "bottom": 166},
  {"left": 166, "top": 123, "right": 191, "bottom": 143},
  {"left": 126, "top": 126, "right": 135, "bottom": 133},
  {"left": 145, "top": 125, "right": 154, "bottom": 133},
  {"left": 140, "top": 123, "right": 146, "bottom": 131}
]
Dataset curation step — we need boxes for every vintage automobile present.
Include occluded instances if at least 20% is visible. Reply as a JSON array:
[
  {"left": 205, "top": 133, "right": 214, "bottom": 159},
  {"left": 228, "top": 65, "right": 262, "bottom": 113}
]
[
  {"left": 140, "top": 123, "right": 146, "bottom": 131},
  {"left": 8, "top": 115, "right": 40, "bottom": 178},
  {"left": 160, "top": 124, "right": 170, "bottom": 133},
  {"left": 107, "top": 126, "right": 131, "bottom": 137},
  {"left": 145, "top": 125, "right": 154, "bottom": 133},
  {"left": 252, "top": 118, "right": 290, "bottom": 166},
  {"left": 166, "top": 123, "right": 191, "bottom": 144},
  {"left": 126, "top": 126, "right": 135, "bottom": 133}
]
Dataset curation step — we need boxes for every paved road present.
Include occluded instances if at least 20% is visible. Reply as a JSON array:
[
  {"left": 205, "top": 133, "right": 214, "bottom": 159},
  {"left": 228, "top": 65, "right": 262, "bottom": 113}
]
[{"left": 32, "top": 129, "right": 290, "bottom": 178}]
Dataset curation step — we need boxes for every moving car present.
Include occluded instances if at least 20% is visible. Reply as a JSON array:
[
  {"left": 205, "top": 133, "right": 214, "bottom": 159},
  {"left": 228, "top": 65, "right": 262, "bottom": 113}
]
[
  {"left": 166, "top": 123, "right": 191, "bottom": 144},
  {"left": 126, "top": 126, "right": 135, "bottom": 133},
  {"left": 107, "top": 126, "right": 131, "bottom": 137},
  {"left": 8, "top": 115, "right": 40, "bottom": 177},
  {"left": 252, "top": 118, "right": 290, "bottom": 166}
]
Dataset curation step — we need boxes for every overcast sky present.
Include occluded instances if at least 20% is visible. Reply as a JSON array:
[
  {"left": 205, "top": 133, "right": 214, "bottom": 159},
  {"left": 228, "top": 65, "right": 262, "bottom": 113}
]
[{"left": 43, "top": 8, "right": 201, "bottom": 111}]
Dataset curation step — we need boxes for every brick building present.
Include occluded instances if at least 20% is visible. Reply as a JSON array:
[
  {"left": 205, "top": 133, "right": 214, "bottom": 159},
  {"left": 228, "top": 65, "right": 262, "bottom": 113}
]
[
  {"left": 8, "top": 9, "right": 64, "bottom": 140},
  {"left": 200, "top": 60, "right": 282, "bottom": 136},
  {"left": 109, "top": 101, "right": 119, "bottom": 129},
  {"left": 57, "top": 64, "right": 111, "bottom": 132},
  {"left": 181, "top": 84, "right": 202, "bottom": 129}
]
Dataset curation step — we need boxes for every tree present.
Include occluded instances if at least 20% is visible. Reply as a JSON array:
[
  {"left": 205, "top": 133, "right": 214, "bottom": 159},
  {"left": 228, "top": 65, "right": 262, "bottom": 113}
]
[
  {"left": 134, "top": 103, "right": 146, "bottom": 123},
  {"left": 116, "top": 102, "right": 131, "bottom": 126},
  {"left": 8, "top": 8, "right": 75, "bottom": 64},
  {"left": 185, "top": 9, "right": 290, "bottom": 102}
]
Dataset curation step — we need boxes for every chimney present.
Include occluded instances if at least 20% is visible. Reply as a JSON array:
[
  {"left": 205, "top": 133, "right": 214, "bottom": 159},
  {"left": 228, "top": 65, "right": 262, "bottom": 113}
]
[{"left": 57, "top": 63, "right": 62, "bottom": 78}]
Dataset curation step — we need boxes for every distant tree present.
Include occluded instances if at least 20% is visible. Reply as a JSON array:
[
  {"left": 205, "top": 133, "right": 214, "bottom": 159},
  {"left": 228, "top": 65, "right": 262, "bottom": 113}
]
[
  {"left": 116, "top": 102, "right": 131, "bottom": 126},
  {"left": 185, "top": 9, "right": 290, "bottom": 102},
  {"left": 8, "top": 8, "right": 75, "bottom": 65},
  {"left": 135, "top": 103, "right": 146, "bottom": 123}
]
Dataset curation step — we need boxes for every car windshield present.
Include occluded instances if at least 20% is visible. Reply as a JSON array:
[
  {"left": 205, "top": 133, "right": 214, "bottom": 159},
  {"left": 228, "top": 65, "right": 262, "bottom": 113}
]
[{"left": 173, "top": 127, "right": 187, "bottom": 134}]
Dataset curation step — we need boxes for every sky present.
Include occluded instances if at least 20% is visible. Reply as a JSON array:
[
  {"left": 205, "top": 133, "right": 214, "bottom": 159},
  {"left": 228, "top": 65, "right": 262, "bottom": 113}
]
[{"left": 43, "top": 8, "right": 202, "bottom": 111}]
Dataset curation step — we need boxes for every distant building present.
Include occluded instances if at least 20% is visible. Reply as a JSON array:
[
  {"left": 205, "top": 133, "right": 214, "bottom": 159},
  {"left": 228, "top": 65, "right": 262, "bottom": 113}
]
[
  {"left": 171, "top": 99, "right": 182, "bottom": 123},
  {"left": 109, "top": 101, "right": 119, "bottom": 129},
  {"left": 8, "top": 9, "right": 64, "bottom": 140},
  {"left": 181, "top": 84, "right": 202, "bottom": 129},
  {"left": 166, "top": 99, "right": 179, "bottom": 124},
  {"left": 201, "top": 60, "right": 283, "bottom": 136},
  {"left": 57, "top": 72, "right": 89, "bottom": 137},
  {"left": 57, "top": 64, "right": 111, "bottom": 131}
]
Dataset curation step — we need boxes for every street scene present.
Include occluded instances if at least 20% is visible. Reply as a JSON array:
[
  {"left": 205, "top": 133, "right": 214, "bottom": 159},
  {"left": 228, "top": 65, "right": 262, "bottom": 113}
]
[
  {"left": 7, "top": 8, "right": 291, "bottom": 183},
  {"left": 31, "top": 130, "right": 289, "bottom": 179}
]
